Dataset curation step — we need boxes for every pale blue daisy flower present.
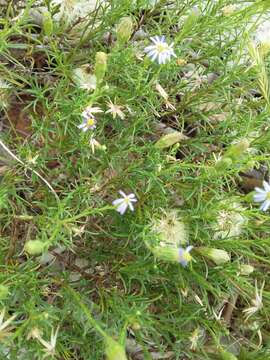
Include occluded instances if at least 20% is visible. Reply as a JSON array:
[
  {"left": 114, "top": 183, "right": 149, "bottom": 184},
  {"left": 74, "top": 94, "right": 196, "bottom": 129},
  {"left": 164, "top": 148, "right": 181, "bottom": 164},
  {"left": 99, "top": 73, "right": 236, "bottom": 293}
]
[
  {"left": 145, "top": 36, "right": 176, "bottom": 64},
  {"left": 178, "top": 245, "right": 193, "bottom": 267},
  {"left": 112, "top": 191, "right": 137, "bottom": 215},
  {"left": 78, "top": 106, "right": 103, "bottom": 132}
]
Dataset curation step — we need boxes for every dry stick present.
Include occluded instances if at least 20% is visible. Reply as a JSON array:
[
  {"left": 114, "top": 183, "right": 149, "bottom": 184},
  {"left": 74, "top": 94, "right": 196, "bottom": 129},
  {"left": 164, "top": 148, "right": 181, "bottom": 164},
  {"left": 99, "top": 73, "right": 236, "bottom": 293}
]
[{"left": 0, "top": 138, "right": 60, "bottom": 202}]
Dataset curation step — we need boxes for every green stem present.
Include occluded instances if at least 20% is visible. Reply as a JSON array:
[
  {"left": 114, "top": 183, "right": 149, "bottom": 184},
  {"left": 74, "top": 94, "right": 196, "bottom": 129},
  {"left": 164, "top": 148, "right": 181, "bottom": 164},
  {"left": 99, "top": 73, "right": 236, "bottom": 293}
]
[{"left": 65, "top": 286, "right": 108, "bottom": 339}]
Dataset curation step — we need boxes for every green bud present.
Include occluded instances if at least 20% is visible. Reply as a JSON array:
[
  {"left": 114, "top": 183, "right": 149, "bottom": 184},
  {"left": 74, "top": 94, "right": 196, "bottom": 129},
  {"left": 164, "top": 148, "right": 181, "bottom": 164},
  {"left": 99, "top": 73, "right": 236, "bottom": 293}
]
[
  {"left": 225, "top": 139, "right": 250, "bottom": 161},
  {"left": 0, "top": 284, "right": 9, "bottom": 300},
  {"left": 105, "top": 337, "right": 127, "bottom": 360},
  {"left": 94, "top": 52, "right": 107, "bottom": 85},
  {"left": 152, "top": 246, "right": 179, "bottom": 263},
  {"left": 116, "top": 17, "right": 133, "bottom": 45},
  {"left": 43, "top": 11, "right": 53, "bottom": 37},
  {"left": 24, "top": 240, "right": 49, "bottom": 256},
  {"left": 239, "top": 264, "right": 254, "bottom": 276},
  {"left": 197, "top": 247, "right": 230, "bottom": 265},
  {"left": 155, "top": 131, "right": 187, "bottom": 149},
  {"left": 215, "top": 157, "right": 233, "bottom": 171},
  {"left": 244, "top": 191, "right": 255, "bottom": 203},
  {"left": 179, "top": 7, "right": 200, "bottom": 40},
  {"left": 220, "top": 349, "right": 238, "bottom": 360}
]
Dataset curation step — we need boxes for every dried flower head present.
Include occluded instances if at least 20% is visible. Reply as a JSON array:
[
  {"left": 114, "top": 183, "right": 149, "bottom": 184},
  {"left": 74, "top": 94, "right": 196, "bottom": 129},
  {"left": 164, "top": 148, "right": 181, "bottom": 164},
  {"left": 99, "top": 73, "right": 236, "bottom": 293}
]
[
  {"left": 106, "top": 101, "right": 125, "bottom": 120},
  {"left": 189, "top": 327, "right": 204, "bottom": 351},
  {"left": 152, "top": 210, "right": 188, "bottom": 247},
  {"left": 89, "top": 137, "right": 106, "bottom": 153},
  {"left": 73, "top": 65, "right": 97, "bottom": 91},
  {"left": 213, "top": 203, "right": 247, "bottom": 239},
  {"left": 243, "top": 280, "right": 264, "bottom": 320},
  {"left": 155, "top": 83, "right": 176, "bottom": 110},
  {"left": 34, "top": 326, "right": 60, "bottom": 358}
]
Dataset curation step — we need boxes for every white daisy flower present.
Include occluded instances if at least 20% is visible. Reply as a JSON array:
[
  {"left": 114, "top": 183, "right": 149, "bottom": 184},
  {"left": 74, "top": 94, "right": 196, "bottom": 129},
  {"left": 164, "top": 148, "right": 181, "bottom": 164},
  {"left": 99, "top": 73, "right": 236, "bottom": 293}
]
[
  {"left": 254, "top": 180, "right": 270, "bottom": 211},
  {"left": 78, "top": 106, "right": 102, "bottom": 132},
  {"left": 144, "top": 35, "right": 176, "bottom": 64},
  {"left": 112, "top": 190, "right": 137, "bottom": 215}
]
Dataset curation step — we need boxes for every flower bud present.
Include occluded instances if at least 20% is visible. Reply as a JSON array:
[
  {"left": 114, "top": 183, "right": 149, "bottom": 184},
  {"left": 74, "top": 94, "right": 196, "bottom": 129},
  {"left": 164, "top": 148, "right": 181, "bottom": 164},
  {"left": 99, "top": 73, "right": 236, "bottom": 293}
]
[
  {"left": 131, "top": 322, "right": 141, "bottom": 330},
  {"left": 180, "top": 7, "right": 200, "bottom": 39},
  {"left": 155, "top": 131, "right": 187, "bottom": 149},
  {"left": 43, "top": 11, "right": 53, "bottom": 36},
  {"left": 105, "top": 337, "right": 127, "bottom": 360},
  {"left": 116, "top": 17, "right": 133, "bottom": 45},
  {"left": 219, "top": 349, "right": 238, "bottom": 360},
  {"left": 152, "top": 246, "right": 180, "bottom": 263},
  {"left": 24, "top": 240, "right": 49, "bottom": 256},
  {"left": 215, "top": 157, "right": 233, "bottom": 171},
  {"left": 197, "top": 247, "right": 230, "bottom": 265},
  {"left": 0, "top": 284, "right": 9, "bottom": 300},
  {"left": 94, "top": 52, "right": 107, "bottom": 84},
  {"left": 225, "top": 139, "right": 250, "bottom": 161},
  {"left": 239, "top": 264, "right": 254, "bottom": 275}
]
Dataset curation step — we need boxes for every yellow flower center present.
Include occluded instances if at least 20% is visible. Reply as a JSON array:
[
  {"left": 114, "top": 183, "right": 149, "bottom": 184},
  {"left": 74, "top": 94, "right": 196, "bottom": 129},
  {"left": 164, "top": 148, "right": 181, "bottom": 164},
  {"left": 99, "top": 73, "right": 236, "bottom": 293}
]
[
  {"left": 267, "top": 191, "right": 270, "bottom": 200},
  {"left": 124, "top": 197, "right": 130, "bottom": 204},
  {"left": 87, "top": 118, "right": 95, "bottom": 127},
  {"left": 182, "top": 251, "right": 192, "bottom": 262},
  {"left": 156, "top": 44, "right": 168, "bottom": 54}
]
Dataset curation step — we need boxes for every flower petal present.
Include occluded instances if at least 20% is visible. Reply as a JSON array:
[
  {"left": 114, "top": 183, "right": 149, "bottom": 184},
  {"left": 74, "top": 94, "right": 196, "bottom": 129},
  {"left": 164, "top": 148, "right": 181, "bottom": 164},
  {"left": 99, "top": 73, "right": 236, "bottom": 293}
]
[
  {"left": 128, "top": 202, "right": 134, "bottom": 211},
  {"left": 112, "top": 198, "right": 124, "bottom": 206},
  {"left": 254, "top": 193, "right": 267, "bottom": 202},
  {"left": 117, "top": 202, "right": 128, "bottom": 215},
  {"left": 260, "top": 199, "right": 270, "bottom": 212},
  {"left": 254, "top": 187, "right": 266, "bottom": 193},
  {"left": 119, "top": 190, "right": 126, "bottom": 197},
  {"left": 263, "top": 181, "right": 270, "bottom": 191}
]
